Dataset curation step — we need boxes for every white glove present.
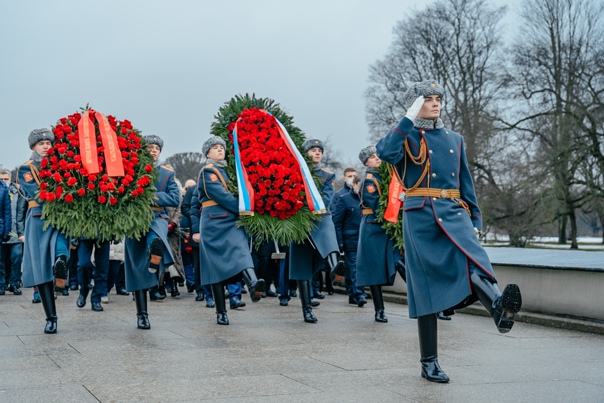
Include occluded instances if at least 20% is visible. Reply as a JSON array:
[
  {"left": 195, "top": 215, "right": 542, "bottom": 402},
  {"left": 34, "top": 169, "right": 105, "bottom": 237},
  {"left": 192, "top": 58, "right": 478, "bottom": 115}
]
[
  {"left": 405, "top": 95, "right": 425, "bottom": 123},
  {"left": 474, "top": 228, "right": 482, "bottom": 239}
]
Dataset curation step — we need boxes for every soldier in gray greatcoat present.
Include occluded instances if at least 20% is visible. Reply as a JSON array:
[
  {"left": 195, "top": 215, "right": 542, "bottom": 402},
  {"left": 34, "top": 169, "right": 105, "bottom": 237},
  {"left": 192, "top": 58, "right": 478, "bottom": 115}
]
[
  {"left": 355, "top": 146, "right": 401, "bottom": 323},
  {"left": 197, "top": 136, "right": 265, "bottom": 326},
  {"left": 289, "top": 139, "right": 339, "bottom": 323},
  {"left": 124, "top": 134, "right": 180, "bottom": 329},
  {"left": 17, "top": 129, "right": 70, "bottom": 334},
  {"left": 376, "top": 80, "right": 522, "bottom": 383}
]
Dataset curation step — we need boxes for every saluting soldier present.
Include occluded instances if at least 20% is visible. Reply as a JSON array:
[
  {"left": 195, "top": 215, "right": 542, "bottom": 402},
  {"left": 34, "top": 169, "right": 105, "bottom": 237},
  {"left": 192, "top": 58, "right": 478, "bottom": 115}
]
[
  {"left": 18, "top": 128, "right": 70, "bottom": 334},
  {"left": 289, "top": 139, "right": 339, "bottom": 323},
  {"left": 197, "top": 136, "right": 265, "bottom": 326},
  {"left": 376, "top": 80, "right": 522, "bottom": 383},
  {"left": 124, "top": 134, "right": 180, "bottom": 329},
  {"left": 355, "top": 145, "right": 401, "bottom": 323}
]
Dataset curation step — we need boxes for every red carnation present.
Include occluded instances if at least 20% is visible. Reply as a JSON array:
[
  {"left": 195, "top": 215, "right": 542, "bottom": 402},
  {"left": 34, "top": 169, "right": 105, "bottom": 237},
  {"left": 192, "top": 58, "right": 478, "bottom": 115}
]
[
  {"left": 98, "top": 195, "right": 107, "bottom": 204},
  {"left": 67, "top": 177, "right": 77, "bottom": 187},
  {"left": 144, "top": 164, "right": 153, "bottom": 172},
  {"left": 109, "top": 197, "right": 118, "bottom": 205},
  {"left": 77, "top": 188, "right": 86, "bottom": 196},
  {"left": 64, "top": 194, "right": 74, "bottom": 203}
]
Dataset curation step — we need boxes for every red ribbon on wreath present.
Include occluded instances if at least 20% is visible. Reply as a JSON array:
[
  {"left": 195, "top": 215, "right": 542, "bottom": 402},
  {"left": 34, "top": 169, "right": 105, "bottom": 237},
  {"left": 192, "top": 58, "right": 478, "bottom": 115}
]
[
  {"left": 77, "top": 111, "right": 124, "bottom": 177},
  {"left": 384, "top": 169, "right": 405, "bottom": 223}
]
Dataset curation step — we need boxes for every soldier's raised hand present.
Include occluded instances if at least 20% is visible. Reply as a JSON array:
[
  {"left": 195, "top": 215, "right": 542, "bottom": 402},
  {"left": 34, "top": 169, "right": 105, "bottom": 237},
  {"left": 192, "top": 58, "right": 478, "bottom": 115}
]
[{"left": 405, "top": 95, "right": 425, "bottom": 123}]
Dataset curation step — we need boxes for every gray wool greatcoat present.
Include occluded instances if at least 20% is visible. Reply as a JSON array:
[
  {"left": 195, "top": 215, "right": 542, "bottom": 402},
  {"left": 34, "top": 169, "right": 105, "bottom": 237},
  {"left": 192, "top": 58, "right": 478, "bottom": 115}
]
[
  {"left": 197, "top": 163, "right": 254, "bottom": 285},
  {"left": 18, "top": 160, "right": 69, "bottom": 287},
  {"left": 355, "top": 169, "right": 397, "bottom": 288},
  {"left": 376, "top": 116, "right": 496, "bottom": 318},
  {"left": 289, "top": 167, "right": 339, "bottom": 281},
  {"left": 124, "top": 165, "right": 180, "bottom": 292}
]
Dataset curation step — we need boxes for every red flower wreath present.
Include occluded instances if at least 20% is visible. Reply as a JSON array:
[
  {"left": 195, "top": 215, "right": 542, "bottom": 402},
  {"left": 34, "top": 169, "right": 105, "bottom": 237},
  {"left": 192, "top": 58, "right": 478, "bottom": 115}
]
[
  {"left": 38, "top": 107, "right": 158, "bottom": 241},
  {"left": 232, "top": 108, "right": 306, "bottom": 220}
]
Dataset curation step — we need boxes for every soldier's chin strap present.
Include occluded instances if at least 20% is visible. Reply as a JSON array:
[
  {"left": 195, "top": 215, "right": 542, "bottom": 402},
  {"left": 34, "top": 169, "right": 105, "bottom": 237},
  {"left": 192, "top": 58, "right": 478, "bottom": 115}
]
[{"left": 326, "top": 251, "right": 339, "bottom": 271}]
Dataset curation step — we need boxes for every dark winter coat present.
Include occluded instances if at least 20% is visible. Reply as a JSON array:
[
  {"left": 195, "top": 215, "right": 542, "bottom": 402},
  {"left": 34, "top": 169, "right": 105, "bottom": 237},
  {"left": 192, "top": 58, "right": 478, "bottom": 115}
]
[
  {"left": 197, "top": 163, "right": 254, "bottom": 285},
  {"left": 355, "top": 169, "right": 397, "bottom": 287},
  {"left": 124, "top": 165, "right": 180, "bottom": 291},
  {"left": 376, "top": 116, "right": 496, "bottom": 317}
]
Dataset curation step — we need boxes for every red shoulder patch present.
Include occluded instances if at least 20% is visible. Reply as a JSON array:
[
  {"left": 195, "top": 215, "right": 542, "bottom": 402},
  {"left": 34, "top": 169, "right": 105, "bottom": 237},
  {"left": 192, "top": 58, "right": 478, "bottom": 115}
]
[
  {"left": 23, "top": 173, "right": 33, "bottom": 183},
  {"left": 367, "top": 185, "right": 376, "bottom": 194},
  {"left": 209, "top": 174, "right": 218, "bottom": 182}
]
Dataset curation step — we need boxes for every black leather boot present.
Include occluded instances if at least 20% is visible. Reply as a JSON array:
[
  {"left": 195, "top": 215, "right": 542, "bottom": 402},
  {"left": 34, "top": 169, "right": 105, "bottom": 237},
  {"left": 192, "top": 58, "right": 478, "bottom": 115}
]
[
  {"left": 470, "top": 273, "right": 522, "bottom": 334},
  {"left": 211, "top": 283, "right": 229, "bottom": 325},
  {"left": 298, "top": 280, "right": 317, "bottom": 323},
  {"left": 53, "top": 255, "right": 68, "bottom": 290},
  {"left": 170, "top": 278, "right": 180, "bottom": 298},
  {"left": 149, "top": 285, "right": 165, "bottom": 301},
  {"left": 418, "top": 313, "right": 449, "bottom": 383},
  {"left": 437, "top": 311, "right": 452, "bottom": 321},
  {"left": 241, "top": 268, "right": 265, "bottom": 302},
  {"left": 148, "top": 237, "right": 163, "bottom": 273},
  {"left": 326, "top": 251, "right": 343, "bottom": 276},
  {"left": 370, "top": 285, "right": 388, "bottom": 323},
  {"left": 134, "top": 290, "right": 150, "bottom": 329},
  {"left": 38, "top": 281, "right": 58, "bottom": 334},
  {"left": 395, "top": 258, "right": 407, "bottom": 282}
]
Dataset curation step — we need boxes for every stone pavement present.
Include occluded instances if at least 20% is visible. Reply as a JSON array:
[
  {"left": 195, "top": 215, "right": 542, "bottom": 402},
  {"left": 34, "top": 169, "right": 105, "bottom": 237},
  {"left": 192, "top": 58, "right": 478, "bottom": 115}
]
[{"left": 0, "top": 288, "right": 603, "bottom": 402}]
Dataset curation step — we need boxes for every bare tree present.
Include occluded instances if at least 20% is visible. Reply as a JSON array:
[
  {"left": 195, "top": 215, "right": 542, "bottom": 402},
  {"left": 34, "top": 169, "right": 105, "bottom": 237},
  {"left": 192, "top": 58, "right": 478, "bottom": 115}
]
[
  {"left": 162, "top": 152, "right": 205, "bottom": 183},
  {"left": 319, "top": 136, "right": 344, "bottom": 174},
  {"left": 505, "top": 0, "right": 604, "bottom": 248}
]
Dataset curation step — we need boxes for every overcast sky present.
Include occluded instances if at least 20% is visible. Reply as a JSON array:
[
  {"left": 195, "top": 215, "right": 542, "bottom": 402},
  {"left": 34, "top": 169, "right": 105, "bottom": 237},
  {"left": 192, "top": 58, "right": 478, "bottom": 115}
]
[{"left": 0, "top": 0, "right": 516, "bottom": 174}]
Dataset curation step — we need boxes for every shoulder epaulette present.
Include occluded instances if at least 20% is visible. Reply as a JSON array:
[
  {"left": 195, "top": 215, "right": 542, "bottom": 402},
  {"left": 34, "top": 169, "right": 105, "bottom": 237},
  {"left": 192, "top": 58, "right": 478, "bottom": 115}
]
[
  {"left": 24, "top": 160, "right": 33, "bottom": 166},
  {"left": 366, "top": 173, "right": 374, "bottom": 179},
  {"left": 160, "top": 164, "right": 174, "bottom": 172},
  {"left": 204, "top": 163, "right": 214, "bottom": 169},
  {"left": 321, "top": 168, "right": 334, "bottom": 174}
]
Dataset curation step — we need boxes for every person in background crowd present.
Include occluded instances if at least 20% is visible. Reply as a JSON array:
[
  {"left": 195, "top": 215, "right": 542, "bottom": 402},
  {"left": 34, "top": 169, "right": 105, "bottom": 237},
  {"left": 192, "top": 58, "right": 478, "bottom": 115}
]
[
  {"left": 332, "top": 174, "right": 366, "bottom": 307},
  {"left": 106, "top": 238, "right": 128, "bottom": 298},
  {"left": 75, "top": 238, "right": 110, "bottom": 312},
  {"left": 160, "top": 191, "right": 186, "bottom": 298},
  {"left": 197, "top": 136, "right": 265, "bottom": 325},
  {"left": 376, "top": 80, "right": 522, "bottom": 383},
  {"left": 67, "top": 239, "right": 79, "bottom": 292},
  {"left": 180, "top": 179, "right": 197, "bottom": 294},
  {"left": 330, "top": 167, "right": 357, "bottom": 212},
  {"left": 124, "top": 134, "right": 180, "bottom": 329},
  {"left": 251, "top": 240, "right": 279, "bottom": 298},
  {"left": 289, "top": 139, "right": 340, "bottom": 323},
  {"left": 18, "top": 128, "right": 70, "bottom": 334},
  {"left": 0, "top": 169, "right": 26, "bottom": 296}
]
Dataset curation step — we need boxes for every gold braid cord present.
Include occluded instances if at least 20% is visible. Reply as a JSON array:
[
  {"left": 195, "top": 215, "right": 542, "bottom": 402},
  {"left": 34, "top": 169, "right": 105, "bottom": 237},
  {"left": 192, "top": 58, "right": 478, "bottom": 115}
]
[{"left": 403, "top": 137, "right": 430, "bottom": 191}]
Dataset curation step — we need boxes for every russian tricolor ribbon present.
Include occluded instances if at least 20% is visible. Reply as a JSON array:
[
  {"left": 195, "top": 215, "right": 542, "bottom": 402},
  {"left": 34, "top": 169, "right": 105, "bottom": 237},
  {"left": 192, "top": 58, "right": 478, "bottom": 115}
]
[
  {"left": 232, "top": 109, "right": 326, "bottom": 215},
  {"left": 232, "top": 119, "right": 255, "bottom": 215}
]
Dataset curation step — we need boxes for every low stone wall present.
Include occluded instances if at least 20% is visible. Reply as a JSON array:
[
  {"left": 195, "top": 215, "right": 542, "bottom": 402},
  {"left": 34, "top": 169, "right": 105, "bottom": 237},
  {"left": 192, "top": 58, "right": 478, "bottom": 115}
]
[{"left": 382, "top": 264, "right": 604, "bottom": 322}]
